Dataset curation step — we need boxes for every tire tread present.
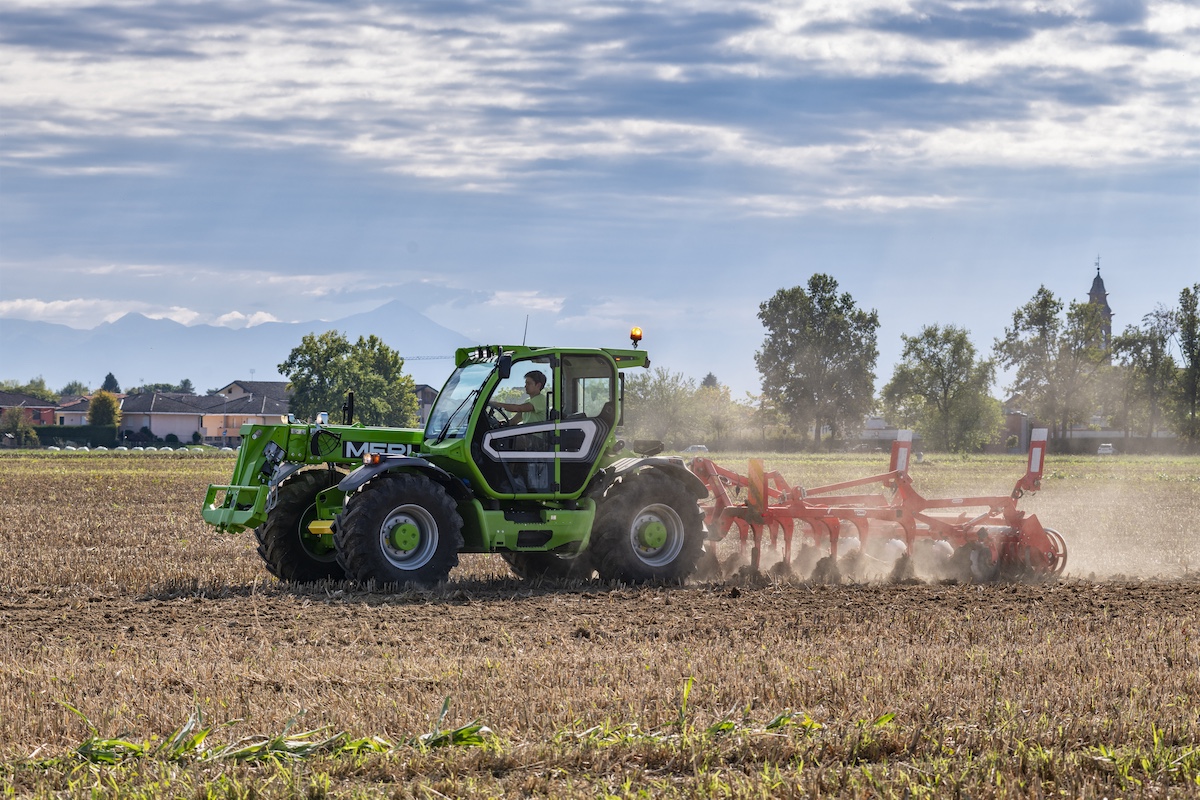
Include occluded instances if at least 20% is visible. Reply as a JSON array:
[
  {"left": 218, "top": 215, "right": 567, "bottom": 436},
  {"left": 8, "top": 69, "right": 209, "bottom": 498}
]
[
  {"left": 334, "top": 473, "right": 463, "bottom": 587},
  {"left": 256, "top": 469, "right": 345, "bottom": 583},
  {"left": 591, "top": 470, "right": 703, "bottom": 583}
]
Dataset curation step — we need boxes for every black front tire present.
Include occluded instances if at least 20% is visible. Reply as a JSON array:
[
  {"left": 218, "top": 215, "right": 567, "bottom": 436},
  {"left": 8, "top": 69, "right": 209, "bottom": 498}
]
[
  {"left": 255, "top": 469, "right": 345, "bottom": 582},
  {"left": 335, "top": 473, "right": 463, "bottom": 588},
  {"left": 590, "top": 471, "right": 704, "bottom": 584}
]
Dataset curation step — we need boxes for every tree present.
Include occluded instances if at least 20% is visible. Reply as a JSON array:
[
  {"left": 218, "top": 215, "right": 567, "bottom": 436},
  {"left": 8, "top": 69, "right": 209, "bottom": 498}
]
[
  {"left": 622, "top": 367, "right": 698, "bottom": 447},
  {"left": 280, "top": 331, "right": 352, "bottom": 419},
  {"left": 1110, "top": 308, "right": 1176, "bottom": 438},
  {"left": 882, "top": 325, "right": 1002, "bottom": 452},
  {"left": 1174, "top": 283, "right": 1200, "bottom": 444},
  {"left": 745, "top": 392, "right": 785, "bottom": 444},
  {"left": 101, "top": 373, "right": 121, "bottom": 393},
  {"left": 129, "top": 382, "right": 178, "bottom": 395},
  {"left": 1, "top": 407, "right": 39, "bottom": 447},
  {"left": 88, "top": 390, "right": 122, "bottom": 427},
  {"left": 120, "top": 378, "right": 192, "bottom": 396},
  {"left": 693, "top": 383, "right": 749, "bottom": 450},
  {"left": 1057, "top": 302, "right": 1110, "bottom": 432},
  {"left": 0, "top": 377, "right": 57, "bottom": 403},
  {"left": 993, "top": 287, "right": 1107, "bottom": 438},
  {"left": 700, "top": 372, "right": 720, "bottom": 389},
  {"left": 755, "top": 274, "right": 879, "bottom": 444},
  {"left": 59, "top": 380, "right": 91, "bottom": 396},
  {"left": 279, "top": 330, "right": 417, "bottom": 426},
  {"left": 340, "top": 335, "right": 417, "bottom": 427}
]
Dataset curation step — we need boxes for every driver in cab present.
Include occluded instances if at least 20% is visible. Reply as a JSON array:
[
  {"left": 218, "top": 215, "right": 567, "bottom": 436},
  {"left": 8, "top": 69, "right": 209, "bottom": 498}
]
[{"left": 487, "top": 370, "right": 547, "bottom": 425}]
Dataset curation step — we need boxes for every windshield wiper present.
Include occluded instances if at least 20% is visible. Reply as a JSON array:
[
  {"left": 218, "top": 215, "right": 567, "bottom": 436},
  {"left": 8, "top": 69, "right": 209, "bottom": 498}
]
[{"left": 433, "top": 389, "right": 479, "bottom": 445}]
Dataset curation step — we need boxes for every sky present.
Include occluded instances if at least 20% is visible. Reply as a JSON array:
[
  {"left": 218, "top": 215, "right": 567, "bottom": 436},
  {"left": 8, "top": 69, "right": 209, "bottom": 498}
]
[{"left": 1, "top": 0, "right": 1197, "bottom": 397}]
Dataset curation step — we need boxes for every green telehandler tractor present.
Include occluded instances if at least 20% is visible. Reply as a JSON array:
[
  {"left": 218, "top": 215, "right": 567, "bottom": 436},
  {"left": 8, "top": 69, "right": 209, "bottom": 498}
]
[{"left": 202, "top": 333, "right": 708, "bottom": 587}]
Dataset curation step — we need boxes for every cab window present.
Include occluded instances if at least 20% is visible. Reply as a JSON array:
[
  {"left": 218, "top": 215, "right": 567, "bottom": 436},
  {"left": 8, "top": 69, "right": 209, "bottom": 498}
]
[{"left": 560, "top": 354, "right": 614, "bottom": 421}]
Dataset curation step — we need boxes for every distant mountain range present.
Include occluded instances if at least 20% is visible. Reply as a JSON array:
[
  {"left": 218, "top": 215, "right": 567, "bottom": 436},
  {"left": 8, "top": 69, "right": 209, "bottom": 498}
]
[{"left": 0, "top": 300, "right": 475, "bottom": 393}]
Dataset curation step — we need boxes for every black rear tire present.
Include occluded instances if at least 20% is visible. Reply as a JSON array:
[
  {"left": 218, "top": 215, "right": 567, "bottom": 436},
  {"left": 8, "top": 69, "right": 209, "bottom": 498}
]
[
  {"left": 590, "top": 471, "right": 703, "bottom": 584},
  {"left": 501, "top": 551, "right": 594, "bottom": 582},
  {"left": 255, "top": 469, "right": 346, "bottom": 583},
  {"left": 335, "top": 473, "right": 463, "bottom": 588}
]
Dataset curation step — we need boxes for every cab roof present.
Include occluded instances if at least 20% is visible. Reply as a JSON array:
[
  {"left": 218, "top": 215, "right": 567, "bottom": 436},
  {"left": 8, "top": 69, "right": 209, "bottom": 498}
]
[{"left": 454, "top": 344, "right": 650, "bottom": 370}]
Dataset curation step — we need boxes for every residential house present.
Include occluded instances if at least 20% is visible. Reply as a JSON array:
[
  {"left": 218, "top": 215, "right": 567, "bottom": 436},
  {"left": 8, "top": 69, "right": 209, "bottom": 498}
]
[
  {"left": 49, "top": 384, "right": 293, "bottom": 445},
  {"left": 195, "top": 392, "right": 291, "bottom": 445},
  {"left": 45, "top": 377, "right": 432, "bottom": 444},
  {"left": 119, "top": 393, "right": 207, "bottom": 443},
  {"left": 0, "top": 391, "right": 58, "bottom": 425},
  {"left": 211, "top": 380, "right": 291, "bottom": 402},
  {"left": 56, "top": 396, "right": 94, "bottom": 426}
]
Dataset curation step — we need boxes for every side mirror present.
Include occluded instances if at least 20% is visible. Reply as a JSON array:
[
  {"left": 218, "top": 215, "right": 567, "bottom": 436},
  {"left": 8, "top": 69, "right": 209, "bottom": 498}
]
[{"left": 498, "top": 353, "right": 512, "bottom": 380}]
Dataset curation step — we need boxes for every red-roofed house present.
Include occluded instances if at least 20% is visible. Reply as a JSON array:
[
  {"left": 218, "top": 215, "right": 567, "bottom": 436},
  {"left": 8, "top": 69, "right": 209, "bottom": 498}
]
[{"left": 0, "top": 391, "right": 58, "bottom": 425}]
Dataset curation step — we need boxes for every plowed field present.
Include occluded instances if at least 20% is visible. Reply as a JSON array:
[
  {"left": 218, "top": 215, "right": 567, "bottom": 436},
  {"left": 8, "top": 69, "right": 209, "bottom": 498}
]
[{"left": 2, "top": 451, "right": 1198, "bottom": 798}]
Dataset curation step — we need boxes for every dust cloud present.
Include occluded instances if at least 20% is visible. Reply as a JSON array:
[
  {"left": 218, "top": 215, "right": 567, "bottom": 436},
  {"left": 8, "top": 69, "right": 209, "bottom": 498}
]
[{"left": 1021, "top": 481, "right": 1199, "bottom": 581}]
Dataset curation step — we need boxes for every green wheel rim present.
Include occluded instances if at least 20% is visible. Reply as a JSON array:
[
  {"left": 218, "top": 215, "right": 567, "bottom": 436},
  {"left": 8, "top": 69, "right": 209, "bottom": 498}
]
[
  {"left": 639, "top": 520, "right": 668, "bottom": 549},
  {"left": 389, "top": 522, "right": 421, "bottom": 551},
  {"left": 627, "top": 503, "right": 685, "bottom": 567},
  {"left": 378, "top": 505, "right": 439, "bottom": 570}
]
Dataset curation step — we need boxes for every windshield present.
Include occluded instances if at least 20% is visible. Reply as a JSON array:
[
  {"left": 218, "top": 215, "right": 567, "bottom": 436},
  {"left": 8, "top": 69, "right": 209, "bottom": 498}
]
[{"left": 425, "top": 362, "right": 495, "bottom": 440}]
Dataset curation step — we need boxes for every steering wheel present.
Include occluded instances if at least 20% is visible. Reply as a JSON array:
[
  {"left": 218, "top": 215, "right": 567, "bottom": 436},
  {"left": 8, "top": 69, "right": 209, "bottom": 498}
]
[{"left": 486, "top": 404, "right": 512, "bottom": 428}]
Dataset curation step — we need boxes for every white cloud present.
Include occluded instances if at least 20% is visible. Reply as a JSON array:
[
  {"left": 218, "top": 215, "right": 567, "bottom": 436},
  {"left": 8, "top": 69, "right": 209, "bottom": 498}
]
[
  {"left": 0, "top": 298, "right": 128, "bottom": 327},
  {"left": 38, "top": 163, "right": 169, "bottom": 177},
  {"left": 143, "top": 306, "right": 203, "bottom": 325},
  {"left": 487, "top": 291, "right": 565, "bottom": 314},
  {"left": 2, "top": 0, "right": 1194, "bottom": 197},
  {"left": 732, "top": 191, "right": 962, "bottom": 217},
  {"left": 1150, "top": 2, "right": 1200, "bottom": 34},
  {"left": 81, "top": 263, "right": 169, "bottom": 277},
  {"left": 213, "top": 310, "right": 282, "bottom": 328},
  {"left": 823, "top": 194, "right": 960, "bottom": 212},
  {"left": 0, "top": 296, "right": 278, "bottom": 330}
]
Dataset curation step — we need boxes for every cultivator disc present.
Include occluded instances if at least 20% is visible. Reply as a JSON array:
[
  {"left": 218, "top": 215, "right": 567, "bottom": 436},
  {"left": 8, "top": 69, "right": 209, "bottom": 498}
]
[{"left": 689, "top": 429, "right": 1067, "bottom": 583}]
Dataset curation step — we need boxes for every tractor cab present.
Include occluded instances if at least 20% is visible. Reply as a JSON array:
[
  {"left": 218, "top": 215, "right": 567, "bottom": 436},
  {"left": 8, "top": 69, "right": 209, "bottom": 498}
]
[{"left": 422, "top": 345, "right": 641, "bottom": 499}]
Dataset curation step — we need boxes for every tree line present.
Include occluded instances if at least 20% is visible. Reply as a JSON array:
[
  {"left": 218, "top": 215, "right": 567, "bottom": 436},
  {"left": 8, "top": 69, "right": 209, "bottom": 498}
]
[
  {"left": 0, "top": 372, "right": 196, "bottom": 402},
  {"left": 623, "top": 275, "right": 1200, "bottom": 453}
]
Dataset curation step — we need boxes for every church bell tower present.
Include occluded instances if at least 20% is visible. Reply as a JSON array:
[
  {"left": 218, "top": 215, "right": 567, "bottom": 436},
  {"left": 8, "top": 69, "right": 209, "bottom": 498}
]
[{"left": 1088, "top": 256, "right": 1113, "bottom": 354}]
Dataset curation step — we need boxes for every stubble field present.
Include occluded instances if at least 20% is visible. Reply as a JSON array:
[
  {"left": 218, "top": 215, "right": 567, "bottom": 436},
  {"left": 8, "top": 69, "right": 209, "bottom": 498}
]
[{"left": 1, "top": 450, "right": 1198, "bottom": 798}]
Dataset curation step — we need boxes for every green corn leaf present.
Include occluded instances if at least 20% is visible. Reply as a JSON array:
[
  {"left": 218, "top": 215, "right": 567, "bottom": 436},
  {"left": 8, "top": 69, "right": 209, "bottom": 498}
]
[
  {"left": 412, "top": 721, "right": 491, "bottom": 749},
  {"left": 706, "top": 719, "right": 736, "bottom": 737},
  {"left": 765, "top": 711, "right": 794, "bottom": 730}
]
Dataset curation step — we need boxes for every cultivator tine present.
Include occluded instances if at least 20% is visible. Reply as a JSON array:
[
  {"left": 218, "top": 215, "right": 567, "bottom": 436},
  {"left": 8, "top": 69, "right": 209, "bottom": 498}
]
[
  {"left": 747, "top": 459, "right": 766, "bottom": 572},
  {"left": 690, "top": 429, "right": 1066, "bottom": 583}
]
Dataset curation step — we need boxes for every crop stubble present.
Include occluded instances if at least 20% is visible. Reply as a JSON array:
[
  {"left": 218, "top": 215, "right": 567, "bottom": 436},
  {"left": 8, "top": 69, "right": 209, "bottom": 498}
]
[{"left": 1, "top": 452, "right": 1198, "bottom": 797}]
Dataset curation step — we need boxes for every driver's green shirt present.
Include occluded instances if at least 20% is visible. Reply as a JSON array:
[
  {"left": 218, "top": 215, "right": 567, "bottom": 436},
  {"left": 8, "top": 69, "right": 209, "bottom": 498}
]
[{"left": 523, "top": 393, "right": 547, "bottom": 423}]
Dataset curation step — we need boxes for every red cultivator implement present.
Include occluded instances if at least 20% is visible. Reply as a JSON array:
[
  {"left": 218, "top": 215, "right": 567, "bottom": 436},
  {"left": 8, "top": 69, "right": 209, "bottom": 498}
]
[{"left": 689, "top": 430, "right": 1067, "bottom": 583}]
